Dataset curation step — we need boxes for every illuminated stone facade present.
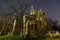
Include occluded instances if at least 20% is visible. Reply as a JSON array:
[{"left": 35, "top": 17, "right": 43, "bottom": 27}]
[{"left": 23, "top": 6, "right": 49, "bottom": 37}]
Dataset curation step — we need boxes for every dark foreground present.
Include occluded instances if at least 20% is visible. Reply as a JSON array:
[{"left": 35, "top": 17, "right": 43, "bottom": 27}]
[{"left": 0, "top": 35, "right": 60, "bottom": 40}]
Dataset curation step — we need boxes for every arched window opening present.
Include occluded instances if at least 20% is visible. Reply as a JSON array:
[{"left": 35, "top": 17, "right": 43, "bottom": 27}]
[
  {"left": 31, "top": 23, "right": 34, "bottom": 30},
  {"left": 28, "top": 22, "right": 30, "bottom": 35},
  {"left": 34, "top": 24, "right": 37, "bottom": 31},
  {"left": 30, "top": 23, "right": 37, "bottom": 31}
]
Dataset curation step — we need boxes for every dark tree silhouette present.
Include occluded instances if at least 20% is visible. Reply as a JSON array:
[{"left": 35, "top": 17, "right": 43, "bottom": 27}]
[
  {"left": 0, "top": 0, "right": 34, "bottom": 37},
  {"left": 47, "top": 18, "right": 59, "bottom": 31}
]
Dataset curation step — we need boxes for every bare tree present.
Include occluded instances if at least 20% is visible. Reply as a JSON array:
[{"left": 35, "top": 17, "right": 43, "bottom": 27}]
[{"left": 0, "top": 0, "right": 33, "bottom": 37}]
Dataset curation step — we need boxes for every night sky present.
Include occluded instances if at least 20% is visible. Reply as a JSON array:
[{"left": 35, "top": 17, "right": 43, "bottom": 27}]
[
  {"left": 0, "top": 0, "right": 60, "bottom": 24},
  {"left": 31, "top": 0, "right": 60, "bottom": 24}
]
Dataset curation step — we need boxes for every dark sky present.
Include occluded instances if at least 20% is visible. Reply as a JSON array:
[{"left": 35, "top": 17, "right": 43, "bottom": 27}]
[
  {"left": 0, "top": 0, "right": 60, "bottom": 24},
  {"left": 31, "top": 0, "right": 60, "bottom": 24}
]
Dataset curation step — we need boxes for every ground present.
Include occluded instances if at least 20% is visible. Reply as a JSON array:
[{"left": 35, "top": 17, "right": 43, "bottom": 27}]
[{"left": 0, "top": 35, "right": 60, "bottom": 40}]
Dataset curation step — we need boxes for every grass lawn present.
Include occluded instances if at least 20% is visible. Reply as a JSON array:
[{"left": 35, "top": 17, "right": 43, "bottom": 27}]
[
  {"left": 0, "top": 35, "right": 22, "bottom": 40},
  {"left": 0, "top": 35, "right": 60, "bottom": 40}
]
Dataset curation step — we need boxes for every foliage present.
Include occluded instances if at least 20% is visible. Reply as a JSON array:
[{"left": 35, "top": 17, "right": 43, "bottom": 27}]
[{"left": 47, "top": 18, "right": 58, "bottom": 26}]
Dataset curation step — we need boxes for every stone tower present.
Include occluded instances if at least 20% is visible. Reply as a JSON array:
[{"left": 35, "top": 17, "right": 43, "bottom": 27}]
[
  {"left": 36, "top": 9, "right": 48, "bottom": 28},
  {"left": 30, "top": 6, "right": 36, "bottom": 15}
]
